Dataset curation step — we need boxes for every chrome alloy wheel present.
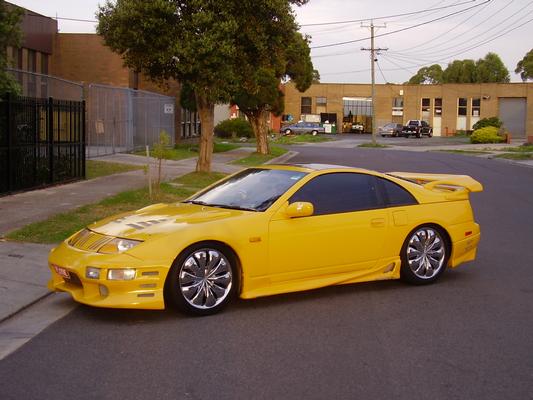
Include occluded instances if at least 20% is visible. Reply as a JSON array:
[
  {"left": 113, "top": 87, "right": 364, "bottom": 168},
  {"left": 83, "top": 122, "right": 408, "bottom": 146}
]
[
  {"left": 406, "top": 228, "right": 446, "bottom": 279},
  {"left": 178, "top": 249, "right": 233, "bottom": 310}
]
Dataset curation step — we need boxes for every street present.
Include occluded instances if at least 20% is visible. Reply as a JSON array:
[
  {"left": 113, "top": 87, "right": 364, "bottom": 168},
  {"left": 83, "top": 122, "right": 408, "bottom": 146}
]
[{"left": 1, "top": 144, "right": 533, "bottom": 400}]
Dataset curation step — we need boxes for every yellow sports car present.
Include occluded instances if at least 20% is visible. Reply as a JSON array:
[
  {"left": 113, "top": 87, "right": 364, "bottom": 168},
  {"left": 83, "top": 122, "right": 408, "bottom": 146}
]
[{"left": 48, "top": 164, "right": 482, "bottom": 315}]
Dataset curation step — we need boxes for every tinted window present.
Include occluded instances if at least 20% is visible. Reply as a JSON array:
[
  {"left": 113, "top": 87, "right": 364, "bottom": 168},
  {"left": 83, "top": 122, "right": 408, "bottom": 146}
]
[
  {"left": 378, "top": 178, "right": 417, "bottom": 206},
  {"left": 290, "top": 173, "right": 381, "bottom": 215},
  {"left": 189, "top": 168, "right": 307, "bottom": 212}
]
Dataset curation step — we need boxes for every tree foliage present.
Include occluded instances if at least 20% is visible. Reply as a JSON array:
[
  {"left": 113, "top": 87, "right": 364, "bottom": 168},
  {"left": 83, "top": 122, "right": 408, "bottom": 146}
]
[
  {"left": 515, "top": 48, "right": 533, "bottom": 81},
  {"left": 97, "top": 0, "right": 238, "bottom": 172},
  {"left": 408, "top": 53, "right": 510, "bottom": 84},
  {"left": 0, "top": 1, "right": 23, "bottom": 95},
  {"left": 228, "top": 0, "right": 314, "bottom": 154},
  {"left": 408, "top": 64, "right": 443, "bottom": 84}
]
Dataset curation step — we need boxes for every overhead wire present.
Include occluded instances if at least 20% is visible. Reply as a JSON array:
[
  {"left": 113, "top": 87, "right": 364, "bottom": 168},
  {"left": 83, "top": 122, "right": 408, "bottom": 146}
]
[{"left": 310, "top": 0, "right": 491, "bottom": 50}]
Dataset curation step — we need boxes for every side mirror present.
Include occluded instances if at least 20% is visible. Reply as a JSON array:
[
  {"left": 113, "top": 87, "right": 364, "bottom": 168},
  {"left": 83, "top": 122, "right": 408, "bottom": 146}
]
[{"left": 286, "top": 202, "right": 314, "bottom": 218}]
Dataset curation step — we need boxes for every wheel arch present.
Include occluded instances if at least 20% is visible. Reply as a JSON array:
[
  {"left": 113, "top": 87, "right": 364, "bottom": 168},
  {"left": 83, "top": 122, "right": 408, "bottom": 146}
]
[
  {"left": 163, "top": 240, "right": 243, "bottom": 305},
  {"left": 403, "top": 222, "right": 453, "bottom": 262}
]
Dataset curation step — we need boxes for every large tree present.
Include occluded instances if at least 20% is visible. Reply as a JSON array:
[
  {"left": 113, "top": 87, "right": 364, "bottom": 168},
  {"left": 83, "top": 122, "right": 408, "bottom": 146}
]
[
  {"left": 516, "top": 48, "right": 533, "bottom": 81},
  {"left": 231, "top": 1, "right": 314, "bottom": 155},
  {"left": 0, "top": 1, "right": 23, "bottom": 95},
  {"left": 442, "top": 59, "right": 477, "bottom": 83},
  {"left": 97, "top": 0, "right": 238, "bottom": 172},
  {"left": 408, "top": 64, "right": 443, "bottom": 84},
  {"left": 409, "top": 53, "right": 510, "bottom": 84},
  {"left": 475, "top": 52, "right": 510, "bottom": 83}
]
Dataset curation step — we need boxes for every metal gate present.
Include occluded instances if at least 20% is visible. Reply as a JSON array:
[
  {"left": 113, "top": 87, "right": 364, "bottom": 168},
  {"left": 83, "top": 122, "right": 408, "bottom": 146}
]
[
  {"left": 87, "top": 84, "right": 175, "bottom": 158},
  {"left": 0, "top": 94, "right": 85, "bottom": 196},
  {"left": 499, "top": 98, "right": 527, "bottom": 139}
]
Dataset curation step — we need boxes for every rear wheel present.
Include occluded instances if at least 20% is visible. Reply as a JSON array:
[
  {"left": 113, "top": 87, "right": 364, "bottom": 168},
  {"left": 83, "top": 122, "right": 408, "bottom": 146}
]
[
  {"left": 400, "top": 226, "right": 449, "bottom": 284},
  {"left": 311, "top": 130, "right": 318, "bottom": 136},
  {"left": 428, "top": 129, "right": 433, "bottom": 137},
  {"left": 167, "top": 243, "right": 238, "bottom": 316},
  {"left": 284, "top": 129, "right": 292, "bottom": 135}
]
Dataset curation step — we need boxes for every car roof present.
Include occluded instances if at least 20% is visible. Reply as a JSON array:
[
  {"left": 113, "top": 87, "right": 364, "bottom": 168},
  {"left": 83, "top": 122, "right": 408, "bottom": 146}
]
[{"left": 263, "top": 163, "right": 374, "bottom": 174}]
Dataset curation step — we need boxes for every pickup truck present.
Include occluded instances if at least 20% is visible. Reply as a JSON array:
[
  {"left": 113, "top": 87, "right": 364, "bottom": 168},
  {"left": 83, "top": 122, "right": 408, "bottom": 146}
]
[{"left": 402, "top": 120, "right": 433, "bottom": 138}]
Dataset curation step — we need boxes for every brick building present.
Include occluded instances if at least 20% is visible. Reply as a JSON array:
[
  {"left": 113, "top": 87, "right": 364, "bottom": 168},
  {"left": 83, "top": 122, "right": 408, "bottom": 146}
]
[{"left": 283, "top": 82, "right": 533, "bottom": 139}]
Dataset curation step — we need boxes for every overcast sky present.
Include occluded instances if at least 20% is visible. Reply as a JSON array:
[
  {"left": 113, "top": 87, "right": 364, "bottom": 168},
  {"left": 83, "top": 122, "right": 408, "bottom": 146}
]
[{"left": 9, "top": 0, "right": 533, "bottom": 83}]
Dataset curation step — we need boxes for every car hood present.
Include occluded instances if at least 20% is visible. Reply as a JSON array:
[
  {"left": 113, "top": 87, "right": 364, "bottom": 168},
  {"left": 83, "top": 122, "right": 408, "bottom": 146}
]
[{"left": 88, "top": 202, "right": 246, "bottom": 241}]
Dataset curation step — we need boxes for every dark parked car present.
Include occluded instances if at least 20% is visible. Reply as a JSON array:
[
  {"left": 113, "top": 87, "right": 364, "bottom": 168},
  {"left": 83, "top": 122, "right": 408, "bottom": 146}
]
[
  {"left": 378, "top": 123, "right": 403, "bottom": 137},
  {"left": 403, "top": 120, "right": 433, "bottom": 138},
  {"left": 281, "top": 122, "right": 325, "bottom": 135}
]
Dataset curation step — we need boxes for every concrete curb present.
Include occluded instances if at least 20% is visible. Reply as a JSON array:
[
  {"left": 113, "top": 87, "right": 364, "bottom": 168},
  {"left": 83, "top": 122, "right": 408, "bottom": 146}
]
[{"left": 265, "top": 150, "right": 299, "bottom": 165}]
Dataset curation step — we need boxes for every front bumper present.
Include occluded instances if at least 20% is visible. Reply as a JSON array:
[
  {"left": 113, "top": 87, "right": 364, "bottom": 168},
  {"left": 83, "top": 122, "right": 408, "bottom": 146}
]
[{"left": 48, "top": 241, "right": 170, "bottom": 310}]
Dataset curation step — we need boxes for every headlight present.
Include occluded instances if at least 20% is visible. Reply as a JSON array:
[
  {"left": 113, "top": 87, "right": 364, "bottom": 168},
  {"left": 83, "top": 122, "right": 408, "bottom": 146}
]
[
  {"left": 98, "top": 238, "right": 142, "bottom": 254},
  {"left": 86, "top": 267, "right": 101, "bottom": 279},
  {"left": 107, "top": 268, "right": 136, "bottom": 280}
]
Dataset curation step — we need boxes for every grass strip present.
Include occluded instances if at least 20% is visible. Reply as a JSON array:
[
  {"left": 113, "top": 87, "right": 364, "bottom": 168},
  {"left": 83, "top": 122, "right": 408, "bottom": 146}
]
[
  {"left": 231, "top": 145, "right": 287, "bottom": 167},
  {"left": 86, "top": 160, "right": 143, "bottom": 180},
  {"left": 135, "top": 142, "right": 239, "bottom": 161},
  {"left": 6, "top": 172, "right": 227, "bottom": 244},
  {"left": 494, "top": 153, "right": 533, "bottom": 160},
  {"left": 357, "top": 143, "right": 389, "bottom": 148},
  {"left": 273, "top": 134, "right": 332, "bottom": 145}
]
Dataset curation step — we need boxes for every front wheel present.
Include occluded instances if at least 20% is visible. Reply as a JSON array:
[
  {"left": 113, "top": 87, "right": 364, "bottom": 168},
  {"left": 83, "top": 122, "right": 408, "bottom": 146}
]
[
  {"left": 284, "top": 129, "right": 292, "bottom": 135},
  {"left": 166, "top": 244, "right": 238, "bottom": 316},
  {"left": 400, "top": 226, "right": 449, "bottom": 284},
  {"left": 311, "top": 130, "right": 318, "bottom": 136}
]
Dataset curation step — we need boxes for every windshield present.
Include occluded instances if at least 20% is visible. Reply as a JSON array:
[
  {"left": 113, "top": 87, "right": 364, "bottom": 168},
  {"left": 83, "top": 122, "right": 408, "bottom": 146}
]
[
  {"left": 186, "top": 168, "right": 307, "bottom": 212},
  {"left": 408, "top": 120, "right": 418, "bottom": 126}
]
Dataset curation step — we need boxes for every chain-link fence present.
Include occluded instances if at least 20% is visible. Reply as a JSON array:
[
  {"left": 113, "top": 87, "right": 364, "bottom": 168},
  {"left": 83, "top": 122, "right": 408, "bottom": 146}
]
[
  {"left": 86, "top": 84, "right": 175, "bottom": 158},
  {"left": 7, "top": 68, "right": 83, "bottom": 101}
]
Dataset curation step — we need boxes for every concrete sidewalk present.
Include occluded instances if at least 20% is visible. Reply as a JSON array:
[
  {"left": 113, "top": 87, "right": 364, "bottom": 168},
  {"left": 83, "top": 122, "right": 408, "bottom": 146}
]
[{"left": 0, "top": 147, "right": 259, "bottom": 324}]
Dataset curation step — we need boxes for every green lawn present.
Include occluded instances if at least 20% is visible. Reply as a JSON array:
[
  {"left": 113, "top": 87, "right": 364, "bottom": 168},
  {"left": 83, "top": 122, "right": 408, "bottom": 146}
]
[
  {"left": 135, "top": 142, "right": 240, "bottom": 161},
  {"left": 357, "top": 142, "right": 389, "bottom": 148},
  {"left": 498, "top": 144, "right": 533, "bottom": 153},
  {"left": 86, "top": 160, "right": 143, "bottom": 179},
  {"left": 273, "top": 134, "right": 332, "bottom": 145},
  {"left": 6, "top": 172, "right": 227, "bottom": 244},
  {"left": 494, "top": 152, "right": 533, "bottom": 160},
  {"left": 434, "top": 149, "right": 491, "bottom": 155},
  {"left": 231, "top": 145, "right": 287, "bottom": 167}
]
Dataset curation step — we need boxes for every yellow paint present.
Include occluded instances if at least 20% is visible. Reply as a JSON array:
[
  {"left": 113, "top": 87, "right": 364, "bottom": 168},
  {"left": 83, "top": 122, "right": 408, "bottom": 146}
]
[{"left": 48, "top": 165, "right": 483, "bottom": 310}]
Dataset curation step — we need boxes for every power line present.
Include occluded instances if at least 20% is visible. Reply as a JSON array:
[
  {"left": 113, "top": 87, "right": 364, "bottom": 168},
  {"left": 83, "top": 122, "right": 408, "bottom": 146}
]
[
  {"left": 310, "top": 0, "right": 491, "bottom": 49},
  {"left": 300, "top": 0, "right": 478, "bottom": 27}
]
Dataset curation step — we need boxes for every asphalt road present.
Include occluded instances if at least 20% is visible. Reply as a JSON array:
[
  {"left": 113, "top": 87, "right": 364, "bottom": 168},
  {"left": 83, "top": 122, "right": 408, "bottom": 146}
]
[{"left": 1, "top": 146, "right": 533, "bottom": 400}]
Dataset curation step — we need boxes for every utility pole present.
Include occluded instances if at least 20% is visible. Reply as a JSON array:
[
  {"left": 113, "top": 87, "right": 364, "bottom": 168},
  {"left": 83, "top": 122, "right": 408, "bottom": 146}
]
[{"left": 361, "top": 20, "right": 387, "bottom": 144}]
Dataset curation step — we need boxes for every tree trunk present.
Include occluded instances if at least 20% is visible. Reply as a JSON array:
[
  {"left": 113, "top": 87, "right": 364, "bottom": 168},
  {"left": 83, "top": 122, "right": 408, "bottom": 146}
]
[
  {"left": 195, "top": 93, "right": 215, "bottom": 172},
  {"left": 246, "top": 110, "right": 270, "bottom": 155}
]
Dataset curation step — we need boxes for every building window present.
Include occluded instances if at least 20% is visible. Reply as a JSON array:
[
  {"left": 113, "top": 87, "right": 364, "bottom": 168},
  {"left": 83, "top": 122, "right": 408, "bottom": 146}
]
[
  {"left": 392, "top": 97, "right": 403, "bottom": 116},
  {"left": 316, "top": 97, "right": 326, "bottom": 114},
  {"left": 41, "top": 53, "right": 49, "bottom": 74},
  {"left": 472, "top": 98, "right": 481, "bottom": 117},
  {"left": 301, "top": 97, "right": 312, "bottom": 115},
  {"left": 458, "top": 98, "right": 467, "bottom": 116},
  {"left": 27, "top": 50, "right": 36, "bottom": 72},
  {"left": 434, "top": 98, "right": 442, "bottom": 116},
  {"left": 421, "top": 98, "right": 430, "bottom": 113}
]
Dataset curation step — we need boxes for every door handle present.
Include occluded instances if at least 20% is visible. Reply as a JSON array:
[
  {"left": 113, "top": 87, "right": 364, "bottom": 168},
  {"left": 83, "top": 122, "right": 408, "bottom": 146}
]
[{"left": 371, "top": 218, "right": 386, "bottom": 227}]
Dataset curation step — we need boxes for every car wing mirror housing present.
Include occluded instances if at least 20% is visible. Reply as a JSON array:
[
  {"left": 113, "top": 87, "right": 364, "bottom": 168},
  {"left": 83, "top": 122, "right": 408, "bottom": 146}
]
[{"left": 286, "top": 202, "right": 314, "bottom": 218}]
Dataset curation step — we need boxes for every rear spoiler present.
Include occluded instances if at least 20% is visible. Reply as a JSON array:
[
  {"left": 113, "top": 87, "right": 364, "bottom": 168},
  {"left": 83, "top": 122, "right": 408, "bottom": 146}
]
[{"left": 387, "top": 172, "right": 483, "bottom": 193}]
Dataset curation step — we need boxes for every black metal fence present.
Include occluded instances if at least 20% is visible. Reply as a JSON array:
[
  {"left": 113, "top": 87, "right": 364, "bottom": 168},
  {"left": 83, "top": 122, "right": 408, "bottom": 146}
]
[{"left": 0, "top": 94, "right": 85, "bottom": 196}]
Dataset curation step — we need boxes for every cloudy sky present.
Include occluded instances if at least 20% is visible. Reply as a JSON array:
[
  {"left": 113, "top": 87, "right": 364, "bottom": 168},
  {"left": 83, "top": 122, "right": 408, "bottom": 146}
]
[{"left": 9, "top": 0, "right": 533, "bottom": 83}]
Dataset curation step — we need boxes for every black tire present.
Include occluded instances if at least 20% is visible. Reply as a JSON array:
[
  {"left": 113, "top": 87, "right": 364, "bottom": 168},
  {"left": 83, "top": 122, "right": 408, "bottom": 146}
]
[
  {"left": 428, "top": 129, "right": 433, "bottom": 137},
  {"left": 284, "top": 129, "right": 292, "bottom": 135},
  {"left": 311, "top": 130, "right": 318, "bottom": 136},
  {"left": 400, "top": 225, "right": 450, "bottom": 285},
  {"left": 166, "top": 242, "right": 239, "bottom": 316}
]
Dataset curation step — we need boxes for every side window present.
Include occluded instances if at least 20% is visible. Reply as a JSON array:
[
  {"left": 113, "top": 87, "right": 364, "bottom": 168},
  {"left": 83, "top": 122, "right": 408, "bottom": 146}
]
[
  {"left": 378, "top": 178, "right": 418, "bottom": 206},
  {"left": 289, "top": 173, "right": 382, "bottom": 215}
]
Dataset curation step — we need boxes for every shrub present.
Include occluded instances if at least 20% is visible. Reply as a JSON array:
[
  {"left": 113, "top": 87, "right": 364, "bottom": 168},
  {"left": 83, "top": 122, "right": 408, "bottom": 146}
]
[
  {"left": 470, "top": 126, "right": 505, "bottom": 144},
  {"left": 214, "top": 118, "right": 253, "bottom": 139},
  {"left": 472, "top": 117, "right": 503, "bottom": 131}
]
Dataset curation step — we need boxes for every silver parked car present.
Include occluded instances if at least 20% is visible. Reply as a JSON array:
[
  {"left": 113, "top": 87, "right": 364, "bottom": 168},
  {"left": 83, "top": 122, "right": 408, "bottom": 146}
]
[
  {"left": 281, "top": 122, "right": 325, "bottom": 135},
  {"left": 378, "top": 123, "right": 403, "bottom": 137}
]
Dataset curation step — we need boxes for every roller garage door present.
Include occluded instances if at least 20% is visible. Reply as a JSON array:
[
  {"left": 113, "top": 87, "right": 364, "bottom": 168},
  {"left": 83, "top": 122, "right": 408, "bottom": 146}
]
[{"left": 498, "top": 98, "right": 526, "bottom": 139}]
